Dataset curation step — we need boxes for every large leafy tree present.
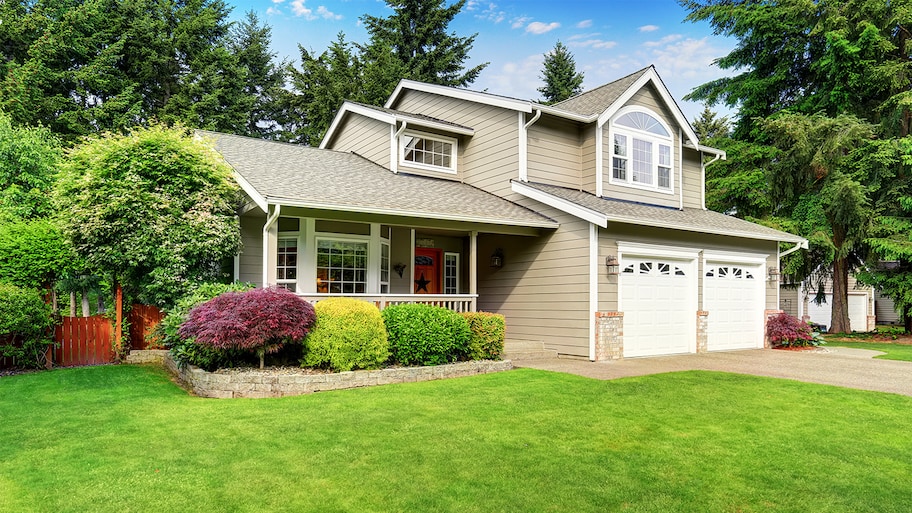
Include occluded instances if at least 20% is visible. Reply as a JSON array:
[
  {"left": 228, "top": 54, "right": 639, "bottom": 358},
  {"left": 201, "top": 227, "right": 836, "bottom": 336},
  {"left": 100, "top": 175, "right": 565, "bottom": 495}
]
[
  {"left": 681, "top": 0, "right": 912, "bottom": 331},
  {"left": 55, "top": 125, "right": 241, "bottom": 307},
  {"left": 0, "top": 112, "right": 61, "bottom": 221}
]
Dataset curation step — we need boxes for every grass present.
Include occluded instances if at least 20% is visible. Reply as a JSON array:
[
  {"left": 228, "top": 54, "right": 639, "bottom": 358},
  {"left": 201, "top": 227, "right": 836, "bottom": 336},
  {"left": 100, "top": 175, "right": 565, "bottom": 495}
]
[
  {"left": 2, "top": 365, "right": 912, "bottom": 512},
  {"left": 824, "top": 340, "right": 912, "bottom": 362}
]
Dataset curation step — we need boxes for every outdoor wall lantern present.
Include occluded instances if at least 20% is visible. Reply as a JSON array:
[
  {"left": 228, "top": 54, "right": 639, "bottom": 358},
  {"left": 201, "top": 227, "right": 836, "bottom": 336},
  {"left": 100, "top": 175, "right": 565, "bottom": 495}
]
[
  {"left": 393, "top": 262, "right": 407, "bottom": 278},
  {"left": 490, "top": 248, "right": 504, "bottom": 269},
  {"left": 768, "top": 267, "right": 780, "bottom": 282},
  {"left": 605, "top": 255, "right": 620, "bottom": 275}
]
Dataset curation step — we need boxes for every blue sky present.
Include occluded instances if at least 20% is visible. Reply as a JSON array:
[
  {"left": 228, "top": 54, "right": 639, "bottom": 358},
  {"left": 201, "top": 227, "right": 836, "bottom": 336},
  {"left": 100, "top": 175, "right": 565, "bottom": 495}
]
[{"left": 228, "top": 0, "right": 736, "bottom": 121}]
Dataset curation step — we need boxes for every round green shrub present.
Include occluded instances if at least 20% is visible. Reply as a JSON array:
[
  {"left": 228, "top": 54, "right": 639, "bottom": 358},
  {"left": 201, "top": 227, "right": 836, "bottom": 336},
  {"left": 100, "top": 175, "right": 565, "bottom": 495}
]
[
  {"left": 302, "top": 297, "right": 389, "bottom": 372},
  {"left": 461, "top": 312, "right": 505, "bottom": 360},
  {"left": 382, "top": 303, "right": 471, "bottom": 366},
  {"left": 0, "top": 283, "right": 55, "bottom": 368}
]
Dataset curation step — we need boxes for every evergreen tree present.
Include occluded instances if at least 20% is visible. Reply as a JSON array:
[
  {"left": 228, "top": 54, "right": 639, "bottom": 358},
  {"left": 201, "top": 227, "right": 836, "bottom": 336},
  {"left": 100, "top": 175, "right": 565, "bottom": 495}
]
[
  {"left": 230, "top": 11, "right": 287, "bottom": 139},
  {"left": 360, "top": 0, "right": 487, "bottom": 90},
  {"left": 692, "top": 105, "right": 730, "bottom": 140},
  {"left": 537, "top": 41, "right": 584, "bottom": 104}
]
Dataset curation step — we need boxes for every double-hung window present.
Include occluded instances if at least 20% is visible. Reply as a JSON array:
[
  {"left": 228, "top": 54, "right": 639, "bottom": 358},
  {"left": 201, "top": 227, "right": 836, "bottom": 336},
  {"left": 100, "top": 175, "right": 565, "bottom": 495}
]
[
  {"left": 399, "top": 130, "right": 457, "bottom": 174},
  {"left": 610, "top": 108, "right": 674, "bottom": 193}
]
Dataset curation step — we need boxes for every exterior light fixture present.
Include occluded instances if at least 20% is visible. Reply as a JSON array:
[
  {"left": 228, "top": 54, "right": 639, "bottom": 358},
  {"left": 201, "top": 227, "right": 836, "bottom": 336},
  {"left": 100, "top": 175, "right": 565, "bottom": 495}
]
[
  {"left": 768, "top": 267, "right": 780, "bottom": 282},
  {"left": 606, "top": 255, "right": 620, "bottom": 275},
  {"left": 490, "top": 248, "right": 504, "bottom": 269},
  {"left": 393, "top": 262, "right": 407, "bottom": 278}
]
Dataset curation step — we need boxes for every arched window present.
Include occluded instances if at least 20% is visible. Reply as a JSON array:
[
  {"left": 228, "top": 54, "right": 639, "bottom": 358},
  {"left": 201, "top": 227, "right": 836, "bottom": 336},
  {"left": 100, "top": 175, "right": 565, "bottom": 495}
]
[{"left": 609, "top": 107, "right": 674, "bottom": 192}]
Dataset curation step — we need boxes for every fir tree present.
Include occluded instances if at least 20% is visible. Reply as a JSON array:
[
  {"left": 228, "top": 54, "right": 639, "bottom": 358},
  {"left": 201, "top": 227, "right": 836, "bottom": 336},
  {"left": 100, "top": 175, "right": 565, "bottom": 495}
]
[{"left": 537, "top": 41, "right": 584, "bottom": 104}]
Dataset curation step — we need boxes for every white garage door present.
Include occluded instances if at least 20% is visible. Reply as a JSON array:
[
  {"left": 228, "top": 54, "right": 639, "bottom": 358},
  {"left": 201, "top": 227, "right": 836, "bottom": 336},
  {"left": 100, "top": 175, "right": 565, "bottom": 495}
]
[
  {"left": 807, "top": 294, "right": 868, "bottom": 332},
  {"left": 620, "top": 257, "right": 695, "bottom": 357},
  {"left": 704, "top": 263, "right": 765, "bottom": 351}
]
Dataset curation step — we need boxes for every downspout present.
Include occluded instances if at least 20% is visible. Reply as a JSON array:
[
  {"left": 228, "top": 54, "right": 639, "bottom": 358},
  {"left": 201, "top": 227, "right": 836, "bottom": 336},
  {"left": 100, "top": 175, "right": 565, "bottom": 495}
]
[
  {"left": 678, "top": 129, "right": 684, "bottom": 210},
  {"left": 779, "top": 240, "right": 808, "bottom": 259},
  {"left": 520, "top": 109, "right": 541, "bottom": 182},
  {"left": 262, "top": 204, "right": 281, "bottom": 288},
  {"left": 701, "top": 152, "right": 723, "bottom": 210},
  {"left": 392, "top": 121, "right": 408, "bottom": 174}
]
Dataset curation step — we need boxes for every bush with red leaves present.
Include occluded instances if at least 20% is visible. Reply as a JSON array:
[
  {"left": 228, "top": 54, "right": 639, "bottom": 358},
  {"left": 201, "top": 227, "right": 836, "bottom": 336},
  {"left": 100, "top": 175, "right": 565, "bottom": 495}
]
[
  {"left": 766, "top": 312, "right": 814, "bottom": 347},
  {"left": 179, "top": 287, "right": 316, "bottom": 368}
]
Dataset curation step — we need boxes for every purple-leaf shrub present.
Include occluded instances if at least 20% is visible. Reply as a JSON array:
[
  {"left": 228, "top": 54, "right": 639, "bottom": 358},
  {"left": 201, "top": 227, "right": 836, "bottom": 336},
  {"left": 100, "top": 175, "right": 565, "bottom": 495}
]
[
  {"left": 179, "top": 287, "right": 316, "bottom": 368},
  {"left": 766, "top": 312, "right": 814, "bottom": 347}
]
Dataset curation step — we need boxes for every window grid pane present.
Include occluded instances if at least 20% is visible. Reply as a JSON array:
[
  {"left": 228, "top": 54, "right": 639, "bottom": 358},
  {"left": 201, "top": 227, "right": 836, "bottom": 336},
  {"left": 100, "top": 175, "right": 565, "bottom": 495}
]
[
  {"left": 316, "top": 239, "right": 368, "bottom": 294},
  {"left": 403, "top": 135, "right": 453, "bottom": 170},
  {"left": 632, "top": 138, "right": 653, "bottom": 185},
  {"left": 444, "top": 253, "right": 458, "bottom": 294},
  {"left": 277, "top": 238, "right": 298, "bottom": 287}
]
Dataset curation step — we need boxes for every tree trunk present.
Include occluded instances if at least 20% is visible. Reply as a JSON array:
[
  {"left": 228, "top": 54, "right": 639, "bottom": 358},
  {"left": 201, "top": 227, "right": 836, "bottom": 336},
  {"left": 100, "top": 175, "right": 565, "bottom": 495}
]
[
  {"left": 97, "top": 294, "right": 105, "bottom": 314},
  {"left": 69, "top": 291, "right": 77, "bottom": 317},
  {"left": 829, "top": 258, "right": 852, "bottom": 333},
  {"left": 904, "top": 304, "right": 912, "bottom": 334},
  {"left": 81, "top": 289, "right": 90, "bottom": 317}
]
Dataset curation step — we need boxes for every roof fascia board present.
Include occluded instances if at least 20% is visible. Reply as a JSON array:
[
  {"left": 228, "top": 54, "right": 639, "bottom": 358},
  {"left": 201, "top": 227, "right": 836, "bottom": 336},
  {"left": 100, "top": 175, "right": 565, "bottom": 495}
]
[
  {"left": 604, "top": 212, "right": 807, "bottom": 244},
  {"left": 684, "top": 142, "right": 726, "bottom": 158},
  {"left": 320, "top": 102, "right": 395, "bottom": 149},
  {"left": 398, "top": 114, "right": 474, "bottom": 135},
  {"left": 386, "top": 79, "right": 533, "bottom": 113},
  {"left": 265, "top": 197, "right": 558, "bottom": 230},
  {"left": 535, "top": 104, "right": 593, "bottom": 123},
  {"left": 511, "top": 181, "right": 608, "bottom": 227},
  {"left": 234, "top": 171, "right": 267, "bottom": 213},
  {"left": 596, "top": 68, "right": 701, "bottom": 146}
]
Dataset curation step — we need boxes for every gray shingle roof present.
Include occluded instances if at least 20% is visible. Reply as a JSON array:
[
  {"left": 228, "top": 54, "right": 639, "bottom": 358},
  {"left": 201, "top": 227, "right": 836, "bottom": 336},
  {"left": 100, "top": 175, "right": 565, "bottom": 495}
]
[
  {"left": 517, "top": 181, "right": 806, "bottom": 244},
  {"left": 200, "top": 131, "right": 557, "bottom": 229},
  {"left": 549, "top": 66, "right": 653, "bottom": 117}
]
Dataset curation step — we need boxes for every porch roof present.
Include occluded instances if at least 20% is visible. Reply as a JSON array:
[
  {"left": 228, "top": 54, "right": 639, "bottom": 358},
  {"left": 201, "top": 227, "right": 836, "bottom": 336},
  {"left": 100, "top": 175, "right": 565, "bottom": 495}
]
[
  {"left": 512, "top": 181, "right": 808, "bottom": 245},
  {"left": 202, "top": 131, "right": 558, "bottom": 230}
]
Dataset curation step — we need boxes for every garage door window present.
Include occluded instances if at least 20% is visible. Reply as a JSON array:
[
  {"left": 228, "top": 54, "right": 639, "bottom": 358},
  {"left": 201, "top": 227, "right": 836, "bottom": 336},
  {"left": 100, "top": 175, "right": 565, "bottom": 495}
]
[
  {"left": 623, "top": 261, "right": 687, "bottom": 276},
  {"left": 706, "top": 266, "right": 756, "bottom": 280}
]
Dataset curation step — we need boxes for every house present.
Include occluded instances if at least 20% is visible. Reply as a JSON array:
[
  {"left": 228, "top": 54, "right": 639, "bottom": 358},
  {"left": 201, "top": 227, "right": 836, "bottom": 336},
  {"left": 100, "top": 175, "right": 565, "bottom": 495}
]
[
  {"left": 207, "top": 65, "right": 807, "bottom": 360},
  {"left": 780, "top": 276, "right": 876, "bottom": 332}
]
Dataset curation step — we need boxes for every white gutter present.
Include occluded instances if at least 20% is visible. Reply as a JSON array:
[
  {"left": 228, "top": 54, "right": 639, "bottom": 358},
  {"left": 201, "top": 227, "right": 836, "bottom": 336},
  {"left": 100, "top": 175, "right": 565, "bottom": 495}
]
[
  {"left": 779, "top": 240, "right": 808, "bottom": 259},
  {"left": 520, "top": 109, "right": 541, "bottom": 182},
  {"left": 262, "top": 204, "right": 281, "bottom": 288}
]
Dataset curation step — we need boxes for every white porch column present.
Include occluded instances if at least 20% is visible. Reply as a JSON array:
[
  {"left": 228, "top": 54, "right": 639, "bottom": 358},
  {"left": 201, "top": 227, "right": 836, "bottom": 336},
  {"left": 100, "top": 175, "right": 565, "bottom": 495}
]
[
  {"left": 470, "top": 231, "right": 478, "bottom": 312},
  {"left": 409, "top": 229, "right": 416, "bottom": 292},
  {"left": 368, "top": 223, "right": 381, "bottom": 294},
  {"left": 262, "top": 204, "right": 281, "bottom": 288},
  {"left": 301, "top": 218, "right": 316, "bottom": 293}
]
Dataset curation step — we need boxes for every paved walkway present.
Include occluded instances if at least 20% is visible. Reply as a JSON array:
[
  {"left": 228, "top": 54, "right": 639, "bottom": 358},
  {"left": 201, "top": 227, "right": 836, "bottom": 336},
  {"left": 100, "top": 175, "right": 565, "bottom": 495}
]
[{"left": 515, "top": 347, "right": 912, "bottom": 397}]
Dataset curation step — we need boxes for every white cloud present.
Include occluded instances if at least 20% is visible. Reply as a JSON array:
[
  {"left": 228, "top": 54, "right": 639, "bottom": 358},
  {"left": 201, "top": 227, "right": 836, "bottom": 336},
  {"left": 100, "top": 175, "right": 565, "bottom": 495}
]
[
  {"left": 639, "top": 24, "right": 660, "bottom": 32},
  {"left": 647, "top": 37, "right": 724, "bottom": 79},
  {"left": 272, "top": 0, "right": 284, "bottom": 4},
  {"left": 316, "top": 5, "right": 342, "bottom": 20},
  {"left": 476, "top": 54, "right": 545, "bottom": 102},
  {"left": 526, "top": 21, "right": 560, "bottom": 35},
  {"left": 266, "top": 6, "right": 281, "bottom": 15},
  {"left": 568, "top": 32, "right": 601, "bottom": 41},
  {"left": 290, "top": 0, "right": 313, "bottom": 19},
  {"left": 568, "top": 39, "right": 617, "bottom": 49},
  {"left": 643, "top": 34, "right": 683, "bottom": 48},
  {"left": 474, "top": 2, "right": 506, "bottom": 23},
  {"left": 466, "top": 0, "right": 480, "bottom": 10},
  {"left": 577, "top": 19, "right": 592, "bottom": 29},
  {"left": 511, "top": 16, "right": 531, "bottom": 29}
]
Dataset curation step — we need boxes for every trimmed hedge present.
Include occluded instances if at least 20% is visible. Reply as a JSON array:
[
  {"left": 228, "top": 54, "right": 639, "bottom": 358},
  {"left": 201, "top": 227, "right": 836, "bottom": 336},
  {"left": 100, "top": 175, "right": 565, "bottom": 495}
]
[
  {"left": 0, "top": 283, "right": 55, "bottom": 368},
  {"left": 382, "top": 303, "right": 471, "bottom": 366},
  {"left": 462, "top": 312, "right": 505, "bottom": 360},
  {"left": 302, "top": 297, "right": 389, "bottom": 372}
]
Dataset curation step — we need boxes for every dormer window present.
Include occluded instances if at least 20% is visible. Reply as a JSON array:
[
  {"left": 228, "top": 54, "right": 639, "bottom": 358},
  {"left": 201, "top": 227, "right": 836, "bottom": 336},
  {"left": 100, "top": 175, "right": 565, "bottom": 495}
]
[
  {"left": 399, "top": 130, "right": 457, "bottom": 174},
  {"left": 609, "top": 107, "right": 674, "bottom": 193}
]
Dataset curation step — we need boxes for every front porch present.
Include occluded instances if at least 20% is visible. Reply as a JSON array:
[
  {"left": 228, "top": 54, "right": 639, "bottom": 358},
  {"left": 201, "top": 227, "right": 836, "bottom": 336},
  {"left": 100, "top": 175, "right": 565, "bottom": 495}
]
[{"left": 296, "top": 293, "right": 477, "bottom": 312}]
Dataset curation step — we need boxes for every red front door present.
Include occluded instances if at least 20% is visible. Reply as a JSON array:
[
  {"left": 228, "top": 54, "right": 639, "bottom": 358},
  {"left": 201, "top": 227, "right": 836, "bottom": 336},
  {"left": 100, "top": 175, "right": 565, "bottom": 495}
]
[{"left": 414, "top": 247, "right": 442, "bottom": 294}]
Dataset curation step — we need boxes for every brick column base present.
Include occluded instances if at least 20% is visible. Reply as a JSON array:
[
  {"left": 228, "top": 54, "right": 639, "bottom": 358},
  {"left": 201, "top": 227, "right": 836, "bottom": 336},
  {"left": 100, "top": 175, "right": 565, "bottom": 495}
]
[
  {"left": 595, "top": 311, "right": 624, "bottom": 361},
  {"left": 867, "top": 315, "right": 876, "bottom": 332},
  {"left": 696, "top": 311, "right": 709, "bottom": 353}
]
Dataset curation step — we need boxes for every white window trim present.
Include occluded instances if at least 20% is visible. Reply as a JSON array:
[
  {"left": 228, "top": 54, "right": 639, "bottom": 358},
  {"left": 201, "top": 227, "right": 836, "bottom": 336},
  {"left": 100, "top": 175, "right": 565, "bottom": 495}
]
[
  {"left": 607, "top": 106, "right": 675, "bottom": 195},
  {"left": 398, "top": 129, "right": 458, "bottom": 174},
  {"left": 444, "top": 252, "right": 460, "bottom": 294}
]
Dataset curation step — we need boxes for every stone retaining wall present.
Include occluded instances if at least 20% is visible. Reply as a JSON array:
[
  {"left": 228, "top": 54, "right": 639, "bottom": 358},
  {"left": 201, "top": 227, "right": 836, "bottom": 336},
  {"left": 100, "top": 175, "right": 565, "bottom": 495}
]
[
  {"left": 161, "top": 353, "right": 513, "bottom": 398},
  {"left": 125, "top": 349, "right": 169, "bottom": 365}
]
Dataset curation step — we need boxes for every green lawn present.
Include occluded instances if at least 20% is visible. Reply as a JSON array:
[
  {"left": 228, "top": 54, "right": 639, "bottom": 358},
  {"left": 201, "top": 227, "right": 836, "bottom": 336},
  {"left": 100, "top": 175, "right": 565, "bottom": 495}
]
[
  {"left": 825, "top": 340, "right": 912, "bottom": 362},
  {"left": 2, "top": 365, "right": 911, "bottom": 513}
]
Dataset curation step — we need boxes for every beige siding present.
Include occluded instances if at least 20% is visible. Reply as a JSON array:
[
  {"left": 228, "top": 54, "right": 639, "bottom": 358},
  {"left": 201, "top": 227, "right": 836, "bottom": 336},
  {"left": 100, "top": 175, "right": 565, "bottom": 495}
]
[
  {"left": 681, "top": 148, "right": 703, "bottom": 209},
  {"left": 477, "top": 201, "right": 591, "bottom": 357},
  {"left": 601, "top": 84, "right": 681, "bottom": 209},
  {"left": 328, "top": 115, "right": 391, "bottom": 168},
  {"left": 393, "top": 90, "right": 519, "bottom": 196},
  {"left": 580, "top": 124, "right": 597, "bottom": 194},
  {"left": 527, "top": 117, "right": 582, "bottom": 189},
  {"left": 780, "top": 286, "right": 800, "bottom": 317},
  {"left": 239, "top": 214, "right": 265, "bottom": 287}
]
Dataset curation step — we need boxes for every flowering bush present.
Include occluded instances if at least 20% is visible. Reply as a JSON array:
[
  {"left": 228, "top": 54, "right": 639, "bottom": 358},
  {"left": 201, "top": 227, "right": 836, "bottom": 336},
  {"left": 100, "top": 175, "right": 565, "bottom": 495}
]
[
  {"left": 179, "top": 287, "right": 316, "bottom": 368},
  {"left": 766, "top": 312, "right": 815, "bottom": 347}
]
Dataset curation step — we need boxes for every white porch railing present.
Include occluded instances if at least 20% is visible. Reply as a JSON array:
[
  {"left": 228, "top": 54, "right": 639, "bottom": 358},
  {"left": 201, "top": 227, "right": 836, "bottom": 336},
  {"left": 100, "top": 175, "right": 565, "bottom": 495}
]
[{"left": 297, "top": 294, "right": 478, "bottom": 312}]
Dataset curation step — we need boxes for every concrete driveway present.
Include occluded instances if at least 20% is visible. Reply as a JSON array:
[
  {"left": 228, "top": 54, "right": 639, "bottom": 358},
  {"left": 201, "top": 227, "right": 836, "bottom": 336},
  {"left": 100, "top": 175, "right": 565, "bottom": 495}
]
[{"left": 515, "top": 347, "right": 912, "bottom": 397}]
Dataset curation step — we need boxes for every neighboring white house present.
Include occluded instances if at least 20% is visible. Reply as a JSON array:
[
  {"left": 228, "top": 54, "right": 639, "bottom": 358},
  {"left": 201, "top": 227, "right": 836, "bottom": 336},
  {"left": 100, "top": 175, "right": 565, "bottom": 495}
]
[{"left": 780, "top": 275, "right": 876, "bottom": 332}]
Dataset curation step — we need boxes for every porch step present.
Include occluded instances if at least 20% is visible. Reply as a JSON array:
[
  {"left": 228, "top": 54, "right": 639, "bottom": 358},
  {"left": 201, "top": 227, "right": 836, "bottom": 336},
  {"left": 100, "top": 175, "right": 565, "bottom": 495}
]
[{"left": 503, "top": 341, "right": 559, "bottom": 361}]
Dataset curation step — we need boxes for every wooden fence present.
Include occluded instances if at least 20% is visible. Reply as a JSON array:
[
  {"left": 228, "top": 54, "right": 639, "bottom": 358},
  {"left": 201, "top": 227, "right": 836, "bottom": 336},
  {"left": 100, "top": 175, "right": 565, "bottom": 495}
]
[
  {"left": 53, "top": 315, "right": 114, "bottom": 367},
  {"left": 129, "top": 304, "right": 165, "bottom": 350}
]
